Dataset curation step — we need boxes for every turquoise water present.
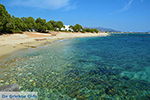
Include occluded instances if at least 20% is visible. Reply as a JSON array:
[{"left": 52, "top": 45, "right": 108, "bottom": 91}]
[{"left": 0, "top": 33, "right": 150, "bottom": 99}]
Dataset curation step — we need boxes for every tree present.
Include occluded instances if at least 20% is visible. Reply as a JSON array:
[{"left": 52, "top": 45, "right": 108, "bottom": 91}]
[
  {"left": 12, "top": 16, "right": 27, "bottom": 32},
  {"left": 49, "top": 20, "right": 56, "bottom": 25},
  {"left": 21, "top": 17, "right": 36, "bottom": 31},
  {"left": 53, "top": 21, "right": 64, "bottom": 31},
  {"left": 35, "top": 18, "right": 46, "bottom": 25},
  {"left": 0, "top": 4, "right": 98, "bottom": 34},
  {"left": 46, "top": 21, "right": 54, "bottom": 30},
  {"left": 92, "top": 29, "right": 99, "bottom": 33},
  {"left": 0, "top": 4, "right": 14, "bottom": 33},
  {"left": 83, "top": 28, "right": 99, "bottom": 33},
  {"left": 72, "top": 24, "right": 83, "bottom": 32},
  {"left": 35, "top": 18, "right": 47, "bottom": 32}
]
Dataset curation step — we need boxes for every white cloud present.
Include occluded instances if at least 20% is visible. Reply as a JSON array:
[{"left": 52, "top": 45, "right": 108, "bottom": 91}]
[
  {"left": 119, "top": 0, "right": 145, "bottom": 12},
  {"left": 11, "top": 0, "right": 75, "bottom": 10},
  {"left": 110, "top": 0, "right": 144, "bottom": 14},
  {"left": 119, "top": 0, "right": 134, "bottom": 12}
]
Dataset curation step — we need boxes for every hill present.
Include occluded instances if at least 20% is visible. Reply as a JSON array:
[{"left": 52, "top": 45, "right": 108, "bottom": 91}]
[{"left": 95, "top": 27, "right": 121, "bottom": 32}]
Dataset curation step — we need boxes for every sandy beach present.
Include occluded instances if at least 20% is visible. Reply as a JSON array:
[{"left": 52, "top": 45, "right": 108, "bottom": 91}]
[{"left": 0, "top": 32, "right": 109, "bottom": 59}]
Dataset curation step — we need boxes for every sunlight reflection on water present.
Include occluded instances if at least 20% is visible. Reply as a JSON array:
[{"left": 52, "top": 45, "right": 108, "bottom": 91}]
[{"left": 1, "top": 34, "right": 150, "bottom": 99}]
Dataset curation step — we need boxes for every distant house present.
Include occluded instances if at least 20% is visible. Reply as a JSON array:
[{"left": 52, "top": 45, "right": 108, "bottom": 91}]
[
  {"left": 27, "top": 29, "right": 36, "bottom": 32},
  {"left": 61, "top": 25, "right": 73, "bottom": 32}
]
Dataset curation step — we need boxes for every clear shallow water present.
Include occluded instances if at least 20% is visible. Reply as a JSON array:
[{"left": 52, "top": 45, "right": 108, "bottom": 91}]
[{"left": 0, "top": 33, "right": 150, "bottom": 99}]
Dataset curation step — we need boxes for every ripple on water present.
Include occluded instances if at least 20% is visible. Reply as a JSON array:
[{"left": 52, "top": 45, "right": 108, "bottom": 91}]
[{"left": 1, "top": 34, "right": 150, "bottom": 99}]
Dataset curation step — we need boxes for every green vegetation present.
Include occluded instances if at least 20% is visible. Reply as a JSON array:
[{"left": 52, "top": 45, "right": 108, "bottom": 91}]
[
  {"left": 0, "top": 4, "right": 14, "bottom": 34},
  {"left": 70, "top": 24, "right": 83, "bottom": 32},
  {"left": 0, "top": 4, "right": 99, "bottom": 34},
  {"left": 83, "top": 28, "right": 99, "bottom": 33}
]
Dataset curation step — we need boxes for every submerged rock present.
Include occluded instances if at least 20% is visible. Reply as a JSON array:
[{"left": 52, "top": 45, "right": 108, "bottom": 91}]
[
  {"left": 0, "top": 84, "right": 19, "bottom": 91},
  {"left": 105, "top": 86, "right": 116, "bottom": 95}
]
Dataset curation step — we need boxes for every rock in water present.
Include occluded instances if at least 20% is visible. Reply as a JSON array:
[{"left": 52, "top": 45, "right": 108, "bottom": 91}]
[{"left": 0, "top": 84, "right": 19, "bottom": 91}]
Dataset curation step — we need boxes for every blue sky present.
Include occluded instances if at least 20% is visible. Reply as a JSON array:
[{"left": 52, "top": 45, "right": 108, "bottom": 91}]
[{"left": 0, "top": 0, "right": 150, "bottom": 32}]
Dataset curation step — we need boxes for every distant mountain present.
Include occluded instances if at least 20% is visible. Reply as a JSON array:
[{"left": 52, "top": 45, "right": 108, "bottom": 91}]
[
  {"left": 144, "top": 31, "right": 150, "bottom": 33},
  {"left": 95, "top": 27, "right": 121, "bottom": 32}
]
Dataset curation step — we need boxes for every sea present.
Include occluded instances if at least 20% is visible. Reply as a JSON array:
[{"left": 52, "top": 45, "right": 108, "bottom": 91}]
[{"left": 0, "top": 33, "right": 150, "bottom": 99}]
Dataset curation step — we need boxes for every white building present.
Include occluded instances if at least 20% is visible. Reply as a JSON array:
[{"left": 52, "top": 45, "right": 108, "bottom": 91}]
[{"left": 61, "top": 25, "right": 73, "bottom": 31}]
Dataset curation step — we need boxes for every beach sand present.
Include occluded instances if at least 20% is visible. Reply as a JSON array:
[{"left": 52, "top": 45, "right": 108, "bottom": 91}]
[{"left": 0, "top": 32, "right": 109, "bottom": 59}]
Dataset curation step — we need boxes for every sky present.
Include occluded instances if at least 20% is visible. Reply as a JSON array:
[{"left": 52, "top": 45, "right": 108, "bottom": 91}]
[{"left": 0, "top": 0, "right": 150, "bottom": 32}]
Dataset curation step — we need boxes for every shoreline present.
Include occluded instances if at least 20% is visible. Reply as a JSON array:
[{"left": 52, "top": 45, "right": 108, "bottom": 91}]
[{"left": 0, "top": 32, "right": 109, "bottom": 60}]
